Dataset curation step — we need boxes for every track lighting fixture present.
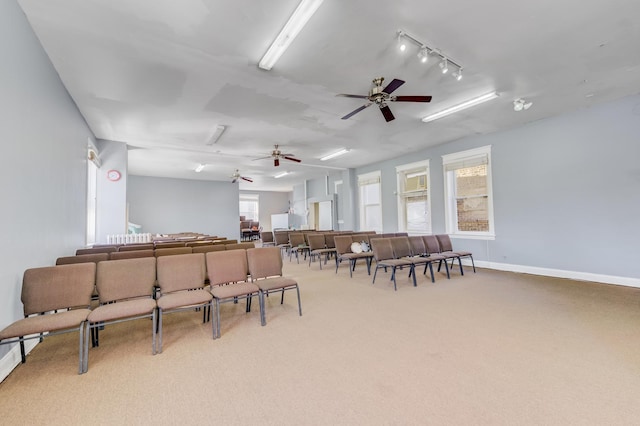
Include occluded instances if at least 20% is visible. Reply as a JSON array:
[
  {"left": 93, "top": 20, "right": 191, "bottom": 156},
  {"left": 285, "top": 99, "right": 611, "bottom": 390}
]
[
  {"left": 513, "top": 98, "right": 533, "bottom": 111},
  {"left": 396, "top": 29, "right": 462, "bottom": 81}
]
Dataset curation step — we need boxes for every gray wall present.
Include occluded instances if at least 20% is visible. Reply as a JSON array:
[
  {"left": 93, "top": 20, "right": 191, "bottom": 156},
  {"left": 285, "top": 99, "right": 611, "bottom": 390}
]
[
  {"left": 95, "top": 139, "right": 128, "bottom": 243},
  {"left": 240, "top": 190, "right": 290, "bottom": 231},
  {"left": 0, "top": 0, "right": 95, "bottom": 362},
  {"left": 345, "top": 93, "right": 640, "bottom": 281},
  {"left": 128, "top": 176, "right": 239, "bottom": 240}
]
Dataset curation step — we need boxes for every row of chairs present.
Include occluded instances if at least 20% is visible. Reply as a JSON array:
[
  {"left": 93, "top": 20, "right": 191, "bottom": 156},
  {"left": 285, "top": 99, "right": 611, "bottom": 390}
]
[
  {"left": 0, "top": 248, "right": 301, "bottom": 374},
  {"left": 76, "top": 238, "right": 237, "bottom": 256},
  {"left": 62, "top": 242, "right": 254, "bottom": 265}
]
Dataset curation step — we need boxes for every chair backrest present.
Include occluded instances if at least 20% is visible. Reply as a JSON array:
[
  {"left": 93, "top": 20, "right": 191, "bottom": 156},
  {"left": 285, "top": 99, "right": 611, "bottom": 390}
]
[
  {"left": 191, "top": 244, "right": 226, "bottom": 254},
  {"left": 435, "top": 234, "right": 454, "bottom": 252},
  {"left": 389, "top": 236, "right": 412, "bottom": 258},
  {"left": 220, "top": 239, "right": 238, "bottom": 245},
  {"left": 155, "top": 247, "right": 193, "bottom": 257},
  {"left": 157, "top": 253, "right": 206, "bottom": 293},
  {"left": 408, "top": 236, "right": 426, "bottom": 256},
  {"left": 289, "top": 233, "right": 305, "bottom": 247},
  {"left": 109, "top": 249, "right": 155, "bottom": 260},
  {"left": 185, "top": 241, "right": 214, "bottom": 248},
  {"left": 246, "top": 247, "right": 283, "bottom": 280},
  {"left": 324, "top": 233, "right": 337, "bottom": 249},
  {"left": 240, "top": 220, "right": 251, "bottom": 230},
  {"left": 118, "top": 243, "right": 154, "bottom": 252},
  {"left": 261, "top": 231, "right": 274, "bottom": 243},
  {"left": 22, "top": 263, "right": 96, "bottom": 315},
  {"left": 96, "top": 257, "right": 157, "bottom": 303},
  {"left": 334, "top": 235, "right": 354, "bottom": 254},
  {"left": 76, "top": 246, "right": 117, "bottom": 256},
  {"left": 56, "top": 253, "right": 109, "bottom": 265},
  {"left": 205, "top": 249, "right": 249, "bottom": 286},
  {"left": 395, "top": 232, "right": 409, "bottom": 237},
  {"left": 154, "top": 242, "right": 186, "bottom": 249},
  {"left": 274, "top": 231, "right": 289, "bottom": 245},
  {"left": 370, "top": 238, "right": 394, "bottom": 262},
  {"left": 422, "top": 235, "right": 441, "bottom": 255},
  {"left": 225, "top": 242, "right": 255, "bottom": 251},
  {"left": 352, "top": 234, "right": 370, "bottom": 244},
  {"left": 307, "top": 234, "right": 326, "bottom": 250}
]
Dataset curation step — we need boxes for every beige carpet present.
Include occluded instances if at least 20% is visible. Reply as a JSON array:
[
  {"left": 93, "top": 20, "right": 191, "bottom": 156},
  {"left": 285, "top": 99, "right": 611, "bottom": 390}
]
[{"left": 1, "top": 257, "right": 640, "bottom": 425}]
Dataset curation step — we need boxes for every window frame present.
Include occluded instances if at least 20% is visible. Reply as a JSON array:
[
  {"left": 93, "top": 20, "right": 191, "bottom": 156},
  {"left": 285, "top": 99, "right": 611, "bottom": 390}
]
[
  {"left": 357, "top": 171, "right": 382, "bottom": 233},
  {"left": 442, "top": 145, "right": 495, "bottom": 240},
  {"left": 396, "top": 159, "right": 431, "bottom": 235},
  {"left": 239, "top": 193, "right": 260, "bottom": 221}
]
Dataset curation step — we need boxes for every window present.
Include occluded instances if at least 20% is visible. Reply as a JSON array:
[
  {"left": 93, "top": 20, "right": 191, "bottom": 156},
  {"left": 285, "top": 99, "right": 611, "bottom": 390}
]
[
  {"left": 358, "top": 171, "right": 382, "bottom": 233},
  {"left": 442, "top": 146, "right": 494, "bottom": 238},
  {"left": 396, "top": 160, "right": 431, "bottom": 234},
  {"left": 86, "top": 145, "right": 100, "bottom": 246},
  {"left": 239, "top": 194, "right": 259, "bottom": 221}
]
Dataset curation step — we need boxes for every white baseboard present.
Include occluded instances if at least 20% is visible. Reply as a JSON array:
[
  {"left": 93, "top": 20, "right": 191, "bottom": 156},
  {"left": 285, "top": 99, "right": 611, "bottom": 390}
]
[
  {"left": 0, "top": 339, "right": 38, "bottom": 383},
  {"left": 464, "top": 259, "right": 640, "bottom": 288}
]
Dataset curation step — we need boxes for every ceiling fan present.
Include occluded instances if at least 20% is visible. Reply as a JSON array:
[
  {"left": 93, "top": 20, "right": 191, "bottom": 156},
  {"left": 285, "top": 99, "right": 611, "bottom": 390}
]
[
  {"left": 253, "top": 144, "right": 301, "bottom": 167},
  {"left": 230, "top": 169, "right": 253, "bottom": 183},
  {"left": 337, "top": 77, "right": 432, "bottom": 122}
]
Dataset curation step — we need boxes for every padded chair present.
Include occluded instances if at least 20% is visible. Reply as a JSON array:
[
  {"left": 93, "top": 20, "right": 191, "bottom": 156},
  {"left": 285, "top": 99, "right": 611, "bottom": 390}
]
[
  {"left": 273, "top": 231, "right": 291, "bottom": 257},
  {"left": 370, "top": 239, "right": 413, "bottom": 291},
  {"left": 84, "top": 257, "right": 157, "bottom": 373},
  {"left": 220, "top": 239, "right": 238, "bottom": 245},
  {"left": 185, "top": 241, "right": 214, "bottom": 248},
  {"left": 287, "top": 233, "right": 308, "bottom": 263},
  {"left": 109, "top": 249, "right": 154, "bottom": 260},
  {"left": 436, "top": 234, "right": 476, "bottom": 274},
  {"left": 118, "top": 243, "right": 154, "bottom": 252},
  {"left": 76, "top": 246, "right": 117, "bottom": 256},
  {"left": 0, "top": 263, "right": 95, "bottom": 374},
  {"left": 334, "top": 235, "right": 373, "bottom": 277},
  {"left": 388, "top": 237, "right": 432, "bottom": 284},
  {"left": 225, "top": 242, "right": 255, "bottom": 251},
  {"left": 191, "top": 244, "right": 226, "bottom": 254},
  {"left": 155, "top": 247, "right": 193, "bottom": 257},
  {"left": 205, "top": 250, "right": 260, "bottom": 338},
  {"left": 422, "top": 235, "right": 455, "bottom": 278},
  {"left": 246, "top": 247, "right": 301, "bottom": 326},
  {"left": 156, "top": 253, "right": 212, "bottom": 352},
  {"left": 260, "top": 231, "right": 275, "bottom": 247},
  {"left": 240, "top": 220, "right": 252, "bottom": 241},
  {"left": 56, "top": 253, "right": 109, "bottom": 265},
  {"left": 307, "top": 234, "right": 333, "bottom": 269},
  {"left": 154, "top": 242, "right": 186, "bottom": 249}
]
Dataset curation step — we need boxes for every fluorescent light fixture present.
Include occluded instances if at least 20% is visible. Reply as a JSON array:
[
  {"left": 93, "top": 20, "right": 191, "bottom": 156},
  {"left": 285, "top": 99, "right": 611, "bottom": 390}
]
[
  {"left": 421, "top": 92, "right": 499, "bottom": 123},
  {"left": 205, "top": 125, "right": 226, "bottom": 145},
  {"left": 274, "top": 171, "right": 290, "bottom": 178},
  {"left": 195, "top": 164, "right": 205, "bottom": 173},
  {"left": 320, "top": 148, "right": 350, "bottom": 161},
  {"left": 258, "top": 0, "right": 324, "bottom": 70}
]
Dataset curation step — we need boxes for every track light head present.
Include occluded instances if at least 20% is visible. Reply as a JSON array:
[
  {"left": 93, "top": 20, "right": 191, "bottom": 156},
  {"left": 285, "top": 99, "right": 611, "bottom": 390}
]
[
  {"left": 397, "top": 31, "right": 407, "bottom": 52},
  {"left": 417, "top": 47, "right": 429, "bottom": 63},
  {"left": 453, "top": 68, "right": 463, "bottom": 81},
  {"left": 439, "top": 58, "right": 449, "bottom": 74},
  {"left": 513, "top": 98, "right": 533, "bottom": 111}
]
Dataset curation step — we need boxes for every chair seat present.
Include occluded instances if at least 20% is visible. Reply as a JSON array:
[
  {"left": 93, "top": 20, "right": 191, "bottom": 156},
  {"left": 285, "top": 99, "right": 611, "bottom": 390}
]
[
  {"left": 0, "top": 309, "right": 90, "bottom": 340},
  {"left": 450, "top": 250, "right": 472, "bottom": 256},
  {"left": 210, "top": 282, "right": 259, "bottom": 299},
  {"left": 311, "top": 248, "right": 335, "bottom": 255},
  {"left": 88, "top": 298, "right": 156, "bottom": 323},
  {"left": 339, "top": 252, "right": 374, "bottom": 260},
  {"left": 255, "top": 277, "right": 297, "bottom": 291},
  {"left": 157, "top": 289, "right": 212, "bottom": 311},
  {"left": 378, "top": 259, "right": 413, "bottom": 268}
]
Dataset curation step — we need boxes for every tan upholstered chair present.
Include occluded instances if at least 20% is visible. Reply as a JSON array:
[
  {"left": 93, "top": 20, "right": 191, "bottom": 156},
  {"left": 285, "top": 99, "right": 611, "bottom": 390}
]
[
  {"left": 260, "top": 231, "right": 275, "bottom": 247},
  {"left": 246, "top": 247, "right": 301, "bottom": 326},
  {"left": 185, "top": 241, "right": 214, "bottom": 248},
  {"left": 109, "top": 249, "right": 154, "bottom": 260},
  {"left": 154, "top": 242, "right": 186, "bottom": 249},
  {"left": 56, "top": 253, "right": 109, "bottom": 265},
  {"left": 334, "top": 235, "right": 374, "bottom": 277},
  {"left": 84, "top": 257, "right": 157, "bottom": 373},
  {"left": 436, "top": 234, "right": 475, "bottom": 274},
  {"left": 205, "top": 250, "right": 260, "bottom": 338},
  {"left": 273, "top": 231, "right": 291, "bottom": 256},
  {"left": 422, "top": 235, "right": 454, "bottom": 278},
  {"left": 156, "top": 253, "right": 212, "bottom": 352},
  {"left": 307, "top": 234, "right": 334, "bottom": 269},
  {"left": 0, "top": 263, "right": 95, "bottom": 374},
  {"left": 287, "top": 232, "right": 308, "bottom": 263},
  {"left": 389, "top": 236, "right": 434, "bottom": 284},
  {"left": 225, "top": 242, "right": 255, "bottom": 251},
  {"left": 76, "top": 246, "right": 117, "bottom": 255},
  {"left": 118, "top": 243, "right": 154, "bottom": 251},
  {"left": 191, "top": 244, "right": 226, "bottom": 254},
  {"left": 370, "top": 239, "right": 414, "bottom": 291},
  {"left": 155, "top": 247, "right": 193, "bottom": 257}
]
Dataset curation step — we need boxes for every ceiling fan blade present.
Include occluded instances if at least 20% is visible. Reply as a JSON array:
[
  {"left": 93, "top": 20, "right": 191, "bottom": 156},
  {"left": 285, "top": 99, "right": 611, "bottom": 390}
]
[
  {"left": 393, "top": 95, "right": 432, "bottom": 102},
  {"left": 283, "top": 156, "right": 301, "bottom": 163},
  {"left": 382, "top": 78, "right": 405, "bottom": 94},
  {"left": 274, "top": 158, "right": 280, "bottom": 167},
  {"left": 380, "top": 105, "right": 395, "bottom": 122},
  {"left": 336, "top": 94, "right": 369, "bottom": 99},
  {"left": 341, "top": 103, "right": 372, "bottom": 120},
  {"left": 252, "top": 155, "right": 272, "bottom": 161},
  {"left": 231, "top": 178, "right": 238, "bottom": 183},
  {"left": 241, "top": 177, "right": 253, "bottom": 183}
]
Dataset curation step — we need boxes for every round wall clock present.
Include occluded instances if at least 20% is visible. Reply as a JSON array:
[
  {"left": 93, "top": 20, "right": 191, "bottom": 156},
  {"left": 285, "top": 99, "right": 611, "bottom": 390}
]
[{"left": 107, "top": 169, "right": 121, "bottom": 181}]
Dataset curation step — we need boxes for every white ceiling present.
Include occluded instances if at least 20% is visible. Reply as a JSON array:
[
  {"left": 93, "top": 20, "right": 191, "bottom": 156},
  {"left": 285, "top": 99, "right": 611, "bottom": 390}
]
[{"left": 18, "top": 0, "right": 640, "bottom": 191}]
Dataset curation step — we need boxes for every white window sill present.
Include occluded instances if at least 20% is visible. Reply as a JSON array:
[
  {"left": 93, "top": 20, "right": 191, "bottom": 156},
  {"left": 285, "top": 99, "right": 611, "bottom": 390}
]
[{"left": 450, "top": 233, "right": 495, "bottom": 241}]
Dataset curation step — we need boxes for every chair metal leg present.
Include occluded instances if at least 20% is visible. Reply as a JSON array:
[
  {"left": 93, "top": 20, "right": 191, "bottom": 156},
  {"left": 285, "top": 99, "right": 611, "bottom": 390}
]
[
  {"left": 19, "top": 339, "right": 26, "bottom": 363},
  {"left": 259, "top": 291, "right": 267, "bottom": 326},
  {"left": 78, "top": 323, "right": 84, "bottom": 374},
  {"left": 372, "top": 266, "right": 378, "bottom": 284},
  {"left": 280, "top": 289, "right": 285, "bottom": 304},
  {"left": 152, "top": 309, "right": 157, "bottom": 355},
  {"left": 410, "top": 265, "right": 417, "bottom": 287},
  {"left": 295, "top": 285, "right": 302, "bottom": 316},
  {"left": 216, "top": 299, "right": 222, "bottom": 339},
  {"left": 158, "top": 308, "right": 163, "bottom": 353},
  {"left": 427, "top": 262, "right": 435, "bottom": 283}
]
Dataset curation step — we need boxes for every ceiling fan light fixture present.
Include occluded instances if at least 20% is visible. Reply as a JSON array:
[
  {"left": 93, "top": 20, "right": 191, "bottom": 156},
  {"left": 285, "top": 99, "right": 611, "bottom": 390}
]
[
  {"left": 194, "top": 163, "right": 205, "bottom": 173},
  {"left": 320, "top": 148, "right": 350, "bottom": 161},
  {"left": 258, "top": 0, "right": 325, "bottom": 70},
  {"left": 274, "top": 171, "right": 290, "bottom": 178},
  {"left": 514, "top": 98, "right": 533, "bottom": 111},
  {"left": 422, "top": 91, "right": 499, "bottom": 123}
]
